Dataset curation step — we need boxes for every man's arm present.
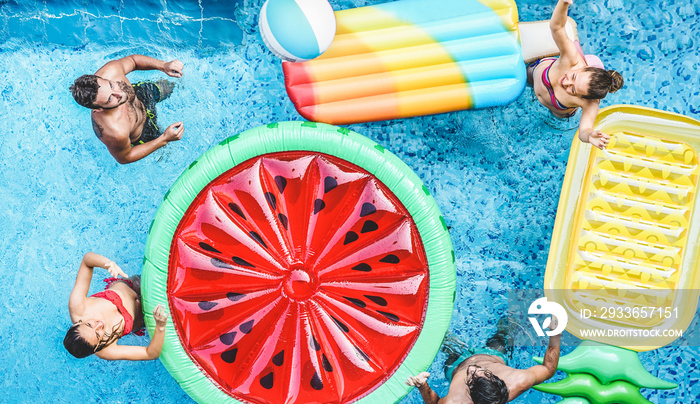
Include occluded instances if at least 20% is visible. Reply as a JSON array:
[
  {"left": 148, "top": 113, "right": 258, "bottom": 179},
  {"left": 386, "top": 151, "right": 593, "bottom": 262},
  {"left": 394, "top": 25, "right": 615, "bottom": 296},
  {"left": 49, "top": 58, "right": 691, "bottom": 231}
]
[
  {"left": 505, "top": 332, "right": 561, "bottom": 400},
  {"left": 417, "top": 383, "right": 442, "bottom": 404},
  {"left": 100, "top": 121, "right": 184, "bottom": 164},
  {"left": 406, "top": 372, "right": 443, "bottom": 404},
  {"left": 510, "top": 328, "right": 562, "bottom": 400},
  {"left": 529, "top": 332, "right": 561, "bottom": 384},
  {"left": 95, "top": 55, "right": 184, "bottom": 79}
]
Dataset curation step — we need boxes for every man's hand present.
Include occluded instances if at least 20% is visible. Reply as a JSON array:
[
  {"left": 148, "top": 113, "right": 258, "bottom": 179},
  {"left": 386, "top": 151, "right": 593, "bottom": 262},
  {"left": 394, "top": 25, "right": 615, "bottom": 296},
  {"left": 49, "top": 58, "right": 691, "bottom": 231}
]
[
  {"left": 588, "top": 130, "right": 610, "bottom": 150},
  {"left": 547, "top": 315, "right": 559, "bottom": 332},
  {"left": 163, "top": 60, "right": 184, "bottom": 78},
  {"left": 162, "top": 122, "right": 185, "bottom": 142},
  {"left": 104, "top": 260, "right": 128, "bottom": 278},
  {"left": 406, "top": 372, "right": 430, "bottom": 388},
  {"left": 153, "top": 304, "right": 169, "bottom": 329}
]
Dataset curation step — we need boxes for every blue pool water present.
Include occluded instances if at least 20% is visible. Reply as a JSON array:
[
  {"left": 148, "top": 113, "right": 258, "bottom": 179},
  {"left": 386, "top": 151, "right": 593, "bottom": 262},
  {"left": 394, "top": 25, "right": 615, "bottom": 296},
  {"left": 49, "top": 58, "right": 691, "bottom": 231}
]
[{"left": 0, "top": 0, "right": 698, "bottom": 402}]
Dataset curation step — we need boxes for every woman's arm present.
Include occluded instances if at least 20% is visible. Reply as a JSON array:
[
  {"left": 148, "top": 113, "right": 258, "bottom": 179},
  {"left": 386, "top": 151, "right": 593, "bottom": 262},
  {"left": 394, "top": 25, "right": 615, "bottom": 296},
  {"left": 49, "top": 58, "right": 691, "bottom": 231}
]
[
  {"left": 95, "top": 305, "right": 169, "bottom": 361},
  {"left": 549, "top": 0, "right": 580, "bottom": 66},
  {"left": 578, "top": 101, "right": 610, "bottom": 149},
  {"left": 68, "top": 253, "right": 126, "bottom": 320}
]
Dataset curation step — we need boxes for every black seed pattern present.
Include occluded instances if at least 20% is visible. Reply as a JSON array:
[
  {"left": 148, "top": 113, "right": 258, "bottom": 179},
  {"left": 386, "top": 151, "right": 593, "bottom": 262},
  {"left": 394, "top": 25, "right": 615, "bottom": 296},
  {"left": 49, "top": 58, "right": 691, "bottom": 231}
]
[
  {"left": 232, "top": 256, "right": 255, "bottom": 267},
  {"left": 226, "top": 292, "right": 245, "bottom": 301},
  {"left": 322, "top": 354, "right": 333, "bottom": 372},
  {"left": 228, "top": 203, "right": 246, "bottom": 220},
  {"left": 198, "top": 301, "right": 217, "bottom": 311},
  {"left": 220, "top": 331, "right": 237, "bottom": 345},
  {"left": 331, "top": 316, "right": 349, "bottom": 333},
  {"left": 265, "top": 192, "right": 277, "bottom": 210},
  {"left": 311, "top": 371, "right": 324, "bottom": 390},
  {"left": 365, "top": 295, "right": 388, "bottom": 306},
  {"left": 343, "top": 231, "right": 359, "bottom": 245},
  {"left": 379, "top": 254, "right": 400, "bottom": 263},
  {"left": 260, "top": 372, "right": 274, "bottom": 389},
  {"left": 211, "top": 258, "right": 234, "bottom": 269},
  {"left": 324, "top": 176, "right": 337, "bottom": 193},
  {"left": 343, "top": 296, "right": 366, "bottom": 308},
  {"left": 274, "top": 176, "right": 287, "bottom": 193},
  {"left": 221, "top": 347, "right": 238, "bottom": 363},
  {"left": 377, "top": 311, "right": 400, "bottom": 322},
  {"left": 278, "top": 213, "right": 288, "bottom": 230},
  {"left": 240, "top": 319, "right": 255, "bottom": 334},
  {"left": 313, "top": 199, "right": 325, "bottom": 214},
  {"left": 199, "top": 242, "right": 221, "bottom": 254},
  {"left": 360, "top": 202, "right": 376, "bottom": 217},
  {"left": 249, "top": 231, "right": 268, "bottom": 248},
  {"left": 354, "top": 346, "right": 370, "bottom": 362},
  {"left": 351, "top": 263, "right": 371, "bottom": 272},
  {"left": 310, "top": 336, "right": 321, "bottom": 351},
  {"left": 361, "top": 220, "right": 378, "bottom": 233},
  {"left": 272, "top": 350, "right": 284, "bottom": 366}
]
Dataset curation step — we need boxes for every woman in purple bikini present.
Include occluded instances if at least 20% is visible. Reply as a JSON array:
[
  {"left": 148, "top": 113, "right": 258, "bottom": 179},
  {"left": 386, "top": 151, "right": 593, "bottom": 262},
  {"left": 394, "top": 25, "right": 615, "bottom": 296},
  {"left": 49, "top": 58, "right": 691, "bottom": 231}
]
[
  {"left": 64, "top": 252, "right": 168, "bottom": 360},
  {"left": 528, "top": 0, "right": 624, "bottom": 150}
]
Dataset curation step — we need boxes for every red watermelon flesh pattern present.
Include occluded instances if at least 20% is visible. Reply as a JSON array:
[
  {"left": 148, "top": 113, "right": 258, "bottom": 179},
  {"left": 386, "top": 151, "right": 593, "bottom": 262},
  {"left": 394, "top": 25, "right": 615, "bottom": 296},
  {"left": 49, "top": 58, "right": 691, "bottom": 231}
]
[{"left": 168, "top": 152, "right": 429, "bottom": 403}]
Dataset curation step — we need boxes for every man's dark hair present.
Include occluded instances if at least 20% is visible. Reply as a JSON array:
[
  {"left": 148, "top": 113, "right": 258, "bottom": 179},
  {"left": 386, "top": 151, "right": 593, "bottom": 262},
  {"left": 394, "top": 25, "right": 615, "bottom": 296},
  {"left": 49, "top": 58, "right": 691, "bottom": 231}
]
[
  {"left": 63, "top": 323, "right": 95, "bottom": 359},
  {"left": 69, "top": 74, "right": 100, "bottom": 109},
  {"left": 468, "top": 370, "right": 509, "bottom": 404}
]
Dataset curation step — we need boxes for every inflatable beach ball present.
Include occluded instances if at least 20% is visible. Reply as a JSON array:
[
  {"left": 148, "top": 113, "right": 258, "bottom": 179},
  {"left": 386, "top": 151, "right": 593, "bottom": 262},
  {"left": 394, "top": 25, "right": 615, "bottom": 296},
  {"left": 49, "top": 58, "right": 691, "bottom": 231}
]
[{"left": 259, "top": 0, "right": 336, "bottom": 62}]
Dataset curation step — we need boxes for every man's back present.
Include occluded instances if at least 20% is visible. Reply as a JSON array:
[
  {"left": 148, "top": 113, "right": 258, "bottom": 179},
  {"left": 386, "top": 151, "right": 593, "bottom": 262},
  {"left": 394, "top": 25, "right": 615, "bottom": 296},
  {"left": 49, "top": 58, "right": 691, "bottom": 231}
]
[{"left": 406, "top": 316, "right": 561, "bottom": 403}]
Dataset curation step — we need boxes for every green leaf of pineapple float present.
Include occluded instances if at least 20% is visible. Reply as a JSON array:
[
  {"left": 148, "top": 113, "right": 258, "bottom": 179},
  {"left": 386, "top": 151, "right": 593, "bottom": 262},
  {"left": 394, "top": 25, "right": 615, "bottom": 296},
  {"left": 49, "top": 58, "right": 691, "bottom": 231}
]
[{"left": 533, "top": 341, "right": 677, "bottom": 404}]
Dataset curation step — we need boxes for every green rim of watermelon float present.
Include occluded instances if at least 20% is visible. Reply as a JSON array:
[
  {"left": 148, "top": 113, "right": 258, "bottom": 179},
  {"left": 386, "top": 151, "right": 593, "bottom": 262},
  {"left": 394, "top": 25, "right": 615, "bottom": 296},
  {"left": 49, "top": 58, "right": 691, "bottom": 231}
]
[{"left": 142, "top": 122, "right": 456, "bottom": 403}]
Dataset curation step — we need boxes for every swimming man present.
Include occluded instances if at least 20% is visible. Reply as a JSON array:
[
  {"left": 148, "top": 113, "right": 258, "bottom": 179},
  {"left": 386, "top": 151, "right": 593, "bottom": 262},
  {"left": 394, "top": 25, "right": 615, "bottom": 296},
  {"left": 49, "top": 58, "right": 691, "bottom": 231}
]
[
  {"left": 70, "top": 55, "right": 185, "bottom": 164},
  {"left": 406, "top": 317, "right": 560, "bottom": 404}
]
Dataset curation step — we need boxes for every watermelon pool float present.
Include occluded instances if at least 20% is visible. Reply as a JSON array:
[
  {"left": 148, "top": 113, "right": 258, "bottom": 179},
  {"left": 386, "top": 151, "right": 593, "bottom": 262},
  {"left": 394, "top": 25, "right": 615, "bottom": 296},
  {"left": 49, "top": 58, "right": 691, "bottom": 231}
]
[{"left": 142, "top": 122, "right": 456, "bottom": 403}]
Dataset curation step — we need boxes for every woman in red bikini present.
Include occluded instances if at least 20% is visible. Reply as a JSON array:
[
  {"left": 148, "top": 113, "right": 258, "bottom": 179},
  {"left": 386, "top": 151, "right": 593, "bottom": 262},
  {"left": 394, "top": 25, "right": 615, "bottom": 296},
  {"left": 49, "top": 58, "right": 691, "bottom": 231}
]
[
  {"left": 528, "top": 0, "right": 624, "bottom": 150},
  {"left": 64, "top": 252, "right": 168, "bottom": 360}
]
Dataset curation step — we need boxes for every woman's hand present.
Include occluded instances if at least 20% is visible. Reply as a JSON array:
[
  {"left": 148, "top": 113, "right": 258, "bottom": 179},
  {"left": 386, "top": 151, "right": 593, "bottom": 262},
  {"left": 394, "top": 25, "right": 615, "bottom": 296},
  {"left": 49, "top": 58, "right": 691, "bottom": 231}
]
[
  {"left": 562, "top": 0, "right": 573, "bottom": 5},
  {"left": 104, "top": 260, "right": 128, "bottom": 278},
  {"left": 588, "top": 130, "right": 611, "bottom": 149},
  {"left": 98, "top": 306, "right": 170, "bottom": 361},
  {"left": 153, "top": 304, "right": 169, "bottom": 329}
]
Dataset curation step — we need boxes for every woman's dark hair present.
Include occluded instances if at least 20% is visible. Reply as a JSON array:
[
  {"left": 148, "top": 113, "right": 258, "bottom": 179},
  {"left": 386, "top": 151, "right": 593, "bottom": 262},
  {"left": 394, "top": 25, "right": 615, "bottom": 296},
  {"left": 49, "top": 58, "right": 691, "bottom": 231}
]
[
  {"left": 63, "top": 321, "right": 122, "bottom": 359},
  {"left": 63, "top": 323, "right": 96, "bottom": 359},
  {"left": 467, "top": 369, "right": 509, "bottom": 404},
  {"left": 582, "top": 67, "right": 624, "bottom": 100},
  {"left": 69, "top": 74, "right": 100, "bottom": 109}
]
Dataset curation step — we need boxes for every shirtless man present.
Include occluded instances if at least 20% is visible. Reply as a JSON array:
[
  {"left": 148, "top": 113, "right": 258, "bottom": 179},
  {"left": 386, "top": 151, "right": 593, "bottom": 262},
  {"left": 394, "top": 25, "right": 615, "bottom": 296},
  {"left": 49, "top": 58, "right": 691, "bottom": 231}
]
[
  {"left": 69, "top": 54, "right": 185, "bottom": 164},
  {"left": 406, "top": 318, "right": 560, "bottom": 404}
]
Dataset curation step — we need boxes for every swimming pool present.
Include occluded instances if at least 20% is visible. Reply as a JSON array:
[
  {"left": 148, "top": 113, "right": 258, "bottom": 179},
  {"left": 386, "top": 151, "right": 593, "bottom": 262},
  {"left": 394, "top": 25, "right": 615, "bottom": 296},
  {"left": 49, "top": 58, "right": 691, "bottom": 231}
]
[{"left": 0, "top": 0, "right": 698, "bottom": 402}]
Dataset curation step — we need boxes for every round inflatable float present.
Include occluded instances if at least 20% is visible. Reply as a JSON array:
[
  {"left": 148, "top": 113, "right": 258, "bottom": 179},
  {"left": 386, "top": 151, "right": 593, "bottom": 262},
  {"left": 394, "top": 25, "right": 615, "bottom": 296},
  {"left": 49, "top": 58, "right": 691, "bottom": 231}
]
[{"left": 142, "top": 122, "right": 456, "bottom": 403}]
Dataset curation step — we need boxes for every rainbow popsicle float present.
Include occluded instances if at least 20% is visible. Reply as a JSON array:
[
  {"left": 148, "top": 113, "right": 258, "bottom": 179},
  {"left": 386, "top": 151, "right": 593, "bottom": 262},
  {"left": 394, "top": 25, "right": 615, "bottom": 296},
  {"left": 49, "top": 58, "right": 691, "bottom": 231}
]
[{"left": 283, "top": 0, "right": 526, "bottom": 124}]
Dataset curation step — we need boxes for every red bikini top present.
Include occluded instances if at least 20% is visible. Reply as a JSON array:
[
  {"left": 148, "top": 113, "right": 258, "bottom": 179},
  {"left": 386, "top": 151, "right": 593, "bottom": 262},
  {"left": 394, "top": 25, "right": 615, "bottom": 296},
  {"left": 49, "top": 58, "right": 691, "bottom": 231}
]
[{"left": 91, "top": 290, "right": 133, "bottom": 335}]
